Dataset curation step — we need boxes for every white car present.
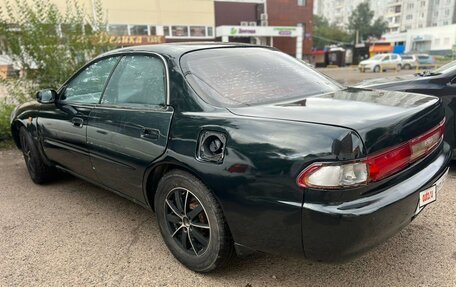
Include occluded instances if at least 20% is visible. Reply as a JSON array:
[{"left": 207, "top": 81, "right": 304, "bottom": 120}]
[
  {"left": 400, "top": 55, "right": 418, "bottom": 70},
  {"left": 358, "top": 53, "right": 402, "bottom": 73}
]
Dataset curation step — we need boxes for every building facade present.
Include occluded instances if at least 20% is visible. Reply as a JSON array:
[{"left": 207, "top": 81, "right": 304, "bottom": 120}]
[
  {"left": 49, "top": 0, "right": 216, "bottom": 42},
  {"left": 214, "top": 0, "right": 313, "bottom": 58},
  {"left": 384, "top": 0, "right": 456, "bottom": 33},
  {"left": 5, "top": 0, "right": 313, "bottom": 57},
  {"left": 383, "top": 24, "right": 456, "bottom": 55}
]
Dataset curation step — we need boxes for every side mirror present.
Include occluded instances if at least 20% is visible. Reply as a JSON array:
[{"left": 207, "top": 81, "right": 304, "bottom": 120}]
[{"left": 36, "top": 89, "right": 57, "bottom": 104}]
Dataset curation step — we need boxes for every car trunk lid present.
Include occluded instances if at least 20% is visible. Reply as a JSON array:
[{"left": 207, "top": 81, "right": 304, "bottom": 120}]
[{"left": 227, "top": 88, "right": 444, "bottom": 154}]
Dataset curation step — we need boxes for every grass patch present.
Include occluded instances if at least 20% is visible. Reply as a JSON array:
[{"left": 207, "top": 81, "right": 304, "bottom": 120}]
[{"left": 0, "top": 139, "right": 14, "bottom": 150}]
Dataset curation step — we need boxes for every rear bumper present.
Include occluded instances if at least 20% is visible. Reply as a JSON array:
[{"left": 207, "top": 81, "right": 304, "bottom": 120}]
[{"left": 301, "top": 142, "right": 452, "bottom": 261}]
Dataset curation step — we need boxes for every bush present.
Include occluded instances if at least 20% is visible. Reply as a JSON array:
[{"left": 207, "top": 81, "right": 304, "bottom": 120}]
[{"left": 0, "top": 102, "right": 14, "bottom": 143}]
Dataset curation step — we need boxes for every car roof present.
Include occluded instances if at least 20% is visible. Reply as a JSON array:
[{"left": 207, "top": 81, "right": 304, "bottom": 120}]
[{"left": 99, "top": 42, "right": 265, "bottom": 59}]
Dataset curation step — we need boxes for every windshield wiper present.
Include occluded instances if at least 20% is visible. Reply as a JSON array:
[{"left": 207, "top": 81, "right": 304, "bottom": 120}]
[{"left": 415, "top": 70, "right": 441, "bottom": 77}]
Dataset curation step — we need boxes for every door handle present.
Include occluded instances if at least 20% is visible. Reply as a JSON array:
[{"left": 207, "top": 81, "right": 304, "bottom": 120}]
[
  {"left": 72, "top": 117, "right": 84, "bottom": 127},
  {"left": 141, "top": 128, "right": 159, "bottom": 140}
]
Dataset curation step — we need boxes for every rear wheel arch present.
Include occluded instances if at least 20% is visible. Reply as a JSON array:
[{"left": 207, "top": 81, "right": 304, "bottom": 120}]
[
  {"left": 11, "top": 120, "right": 25, "bottom": 150},
  {"left": 144, "top": 162, "right": 209, "bottom": 211}
]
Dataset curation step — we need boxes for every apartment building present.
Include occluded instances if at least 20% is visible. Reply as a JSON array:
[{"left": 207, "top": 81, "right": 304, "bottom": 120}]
[
  {"left": 385, "top": 0, "right": 456, "bottom": 33},
  {"left": 384, "top": 0, "right": 402, "bottom": 33},
  {"left": 313, "top": 0, "right": 388, "bottom": 29}
]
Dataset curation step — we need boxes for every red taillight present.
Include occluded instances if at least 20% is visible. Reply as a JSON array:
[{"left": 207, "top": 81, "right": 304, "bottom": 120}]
[
  {"left": 367, "top": 119, "right": 445, "bottom": 182},
  {"left": 367, "top": 143, "right": 411, "bottom": 182},
  {"left": 297, "top": 119, "right": 445, "bottom": 189}
]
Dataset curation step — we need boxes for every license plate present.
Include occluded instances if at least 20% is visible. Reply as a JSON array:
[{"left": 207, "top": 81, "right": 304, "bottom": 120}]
[{"left": 415, "top": 168, "right": 449, "bottom": 214}]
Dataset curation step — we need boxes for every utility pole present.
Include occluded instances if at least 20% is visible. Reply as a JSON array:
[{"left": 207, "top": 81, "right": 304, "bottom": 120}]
[{"left": 263, "top": 0, "right": 268, "bottom": 22}]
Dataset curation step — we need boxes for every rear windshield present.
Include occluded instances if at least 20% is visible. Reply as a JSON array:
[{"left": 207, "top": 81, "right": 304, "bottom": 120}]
[
  {"left": 401, "top": 55, "right": 412, "bottom": 60},
  {"left": 181, "top": 48, "right": 342, "bottom": 107}
]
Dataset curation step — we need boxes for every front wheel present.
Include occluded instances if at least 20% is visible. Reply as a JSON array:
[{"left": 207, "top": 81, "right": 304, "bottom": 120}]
[
  {"left": 19, "top": 127, "right": 52, "bottom": 184},
  {"left": 155, "top": 170, "right": 234, "bottom": 272},
  {"left": 373, "top": 65, "right": 380, "bottom": 73}
]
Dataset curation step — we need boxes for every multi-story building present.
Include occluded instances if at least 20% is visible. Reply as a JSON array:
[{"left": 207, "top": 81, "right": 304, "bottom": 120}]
[
  {"left": 428, "top": 0, "right": 456, "bottom": 27},
  {"left": 384, "top": 0, "right": 403, "bottom": 33},
  {"left": 386, "top": 0, "right": 456, "bottom": 33},
  {"left": 313, "top": 0, "right": 388, "bottom": 29},
  {"left": 383, "top": 24, "right": 456, "bottom": 55}
]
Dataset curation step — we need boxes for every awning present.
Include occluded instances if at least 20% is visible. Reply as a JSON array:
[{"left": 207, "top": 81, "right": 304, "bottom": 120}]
[
  {"left": 369, "top": 45, "right": 393, "bottom": 53},
  {"left": 312, "top": 50, "right": 325, "bottom": 55}
]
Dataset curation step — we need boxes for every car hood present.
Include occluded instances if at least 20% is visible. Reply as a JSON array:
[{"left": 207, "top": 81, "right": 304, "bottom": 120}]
[
  {"left": 359, "top": 60, "right": 378, "bottom": 65},
  {"left": 227, "top": 88, "right": 443, "bottom": 154}
]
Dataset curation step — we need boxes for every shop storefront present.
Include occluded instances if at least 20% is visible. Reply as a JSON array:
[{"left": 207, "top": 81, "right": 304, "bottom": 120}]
[{"left": 216, "top": 25, "right": 304, "bottom": 59}]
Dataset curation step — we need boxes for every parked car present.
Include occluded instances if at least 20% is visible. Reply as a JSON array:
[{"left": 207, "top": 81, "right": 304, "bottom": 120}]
[
  {"left": 400, "top": 54, "right": 418, "bottom": 69},
  {"left": 10, "top": 44, "right": 451, "bottom": 272},
  {"left": 358, "top": 53, "right": 402, "bottom": 72},
  {"left": 416, "top": 54, "right": 436, "bottom": 68},
  {"left": 358, "top": 60, "right": 456, "bottom": 157}
]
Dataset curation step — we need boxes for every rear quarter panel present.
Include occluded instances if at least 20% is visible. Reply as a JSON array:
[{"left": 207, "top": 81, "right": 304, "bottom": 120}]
[{"left": 163, "top": 110, "right": 365, "bottom": 255}]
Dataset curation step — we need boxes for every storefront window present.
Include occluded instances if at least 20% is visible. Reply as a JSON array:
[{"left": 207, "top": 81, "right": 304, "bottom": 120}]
[
  {"left": 207, "top": 27, "right": 213, "bottom": 37},
  {"left": 129, "top": 25, "right": 148, "bottom": 35},
  {"left": 172, "top": 25, "right": 189, "bottom": 37},
  {"left": 190, "top": 26, "right": 206, "bottom": 37},
  {"left": 163, "top": 26, "right": 170, "bottom": 36},
  {"left": 108, "top": 25, "right": 128, "bottom": 35},
  {"left": 150, "top": 26, "right": 157, "bottom": 35}
]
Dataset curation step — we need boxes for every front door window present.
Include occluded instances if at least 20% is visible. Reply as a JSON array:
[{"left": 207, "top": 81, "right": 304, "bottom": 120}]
[{"left": 60, "top": 57, "right": 119, "bottom": 104}]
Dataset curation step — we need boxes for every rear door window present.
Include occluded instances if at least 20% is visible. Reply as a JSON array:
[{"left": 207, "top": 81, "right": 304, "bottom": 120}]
[{"left": 101, "top": 55, "right": 166, "bottom": 107}]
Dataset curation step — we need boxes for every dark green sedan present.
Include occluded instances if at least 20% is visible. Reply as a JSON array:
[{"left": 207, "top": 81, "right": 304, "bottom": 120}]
[{"left": 10, "top": 43, "right": 452, "bottom": 272}]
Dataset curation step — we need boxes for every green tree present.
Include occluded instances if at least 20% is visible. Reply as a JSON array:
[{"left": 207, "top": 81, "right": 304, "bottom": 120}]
[
  {"left": 348, "top": 2, "right": 388, "bottom": 42},
  {"left": 0, "top": 0, "right": 112, "bottom": 143},
  {"left": 369, "top": 17, "right": 389, "bottom": 38},
  {"left": 0, "top": 0, "right": 111, "bottom": 89},
  {"left": 313, "top": 15, "right": 351, "bottom": 49}
]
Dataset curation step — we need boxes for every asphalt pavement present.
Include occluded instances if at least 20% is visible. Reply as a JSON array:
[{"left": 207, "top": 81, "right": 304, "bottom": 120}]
[
  {"left": 1, "top": 148, "right": 456, "bottom": 286},
  {"left": 318, "top": 66, "right": 417, "bottom": 86}
]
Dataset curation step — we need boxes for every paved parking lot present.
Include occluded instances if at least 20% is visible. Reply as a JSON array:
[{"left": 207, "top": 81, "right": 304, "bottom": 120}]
[
  {"left": 318, "top": 66, "right": 417, "bottom": 86},
  {"left": 1, "top": 148, "right": 455, "bottom": 286}
]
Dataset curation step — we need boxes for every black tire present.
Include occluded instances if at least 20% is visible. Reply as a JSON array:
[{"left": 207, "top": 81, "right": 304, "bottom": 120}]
[
  {"left": 155, "top": 169, "right": 234, "bottom": 272},
  {"left": 404, "top": 64, "right": 411, "bottom": 70},
  {"left": 19, "top": 127, "right": 52, "bottom": 184},
  {"left": 373, "top": 65, "right": 380, "bottom": 73},
  {"left": 396, "top": 64, "right": 401, "bottom": 71}
]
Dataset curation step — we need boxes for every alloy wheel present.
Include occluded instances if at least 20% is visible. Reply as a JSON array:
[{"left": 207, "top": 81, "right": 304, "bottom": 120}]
[{"left": 164, "top": 187, "right": 211, "bottom": 256}]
